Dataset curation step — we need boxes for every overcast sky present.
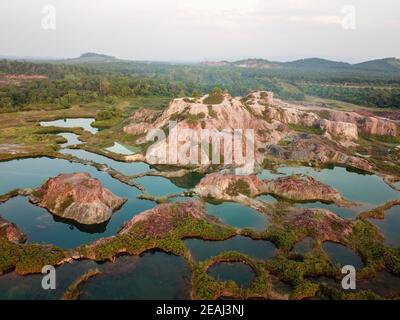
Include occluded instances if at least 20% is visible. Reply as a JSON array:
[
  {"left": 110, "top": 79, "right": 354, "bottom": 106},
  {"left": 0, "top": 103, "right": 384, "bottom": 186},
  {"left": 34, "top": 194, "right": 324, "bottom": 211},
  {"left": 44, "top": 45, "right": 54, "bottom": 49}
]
[{"left": 0, "top": 0, "right": 399, "bottom": 62}]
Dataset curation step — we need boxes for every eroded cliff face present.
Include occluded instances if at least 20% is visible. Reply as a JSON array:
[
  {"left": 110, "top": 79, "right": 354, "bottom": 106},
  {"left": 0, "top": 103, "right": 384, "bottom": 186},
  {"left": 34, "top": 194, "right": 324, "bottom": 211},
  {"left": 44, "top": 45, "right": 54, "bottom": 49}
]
[
  {"left": 122, "top": 91, "right": 397, "bottom": 172},
  {"left": 265, "top": 135, "right": 375, "bottom": 172},
  {"left": 323, "top": 110, "right": 398, "bottom": 137},
  {"left": 0, "top": 216, "right": 26, "bottom": 243},
  {"left": 29, "top": 173, "right": 126, "bottom": 225}
]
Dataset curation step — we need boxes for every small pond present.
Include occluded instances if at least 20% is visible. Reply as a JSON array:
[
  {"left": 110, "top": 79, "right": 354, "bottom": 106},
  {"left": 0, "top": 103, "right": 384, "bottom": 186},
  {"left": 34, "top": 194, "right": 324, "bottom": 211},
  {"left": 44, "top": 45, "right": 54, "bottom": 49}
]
[
  {"left": 80, "top": 251, "right": 191, "bottom": 300},
  {"left": 40, "top": 118, "right": 98, "bottom": 134},
  {"left": 369, "top": 205, "right": 400, "bottom": 248},
  {"left": 323, "top": 242, "right": 364, "bottom": 269},
  {"left": 184, "top": 236, "right": 276, "bottom": 261},
  {"left": 207, "top": 262, "right": 255, "bottom": 289},
  {"left": 206, "top": 202, "right": 269, "bottom": 231},
  {"left": 105, "top": 142, "right": 137, "bottom": 155}
]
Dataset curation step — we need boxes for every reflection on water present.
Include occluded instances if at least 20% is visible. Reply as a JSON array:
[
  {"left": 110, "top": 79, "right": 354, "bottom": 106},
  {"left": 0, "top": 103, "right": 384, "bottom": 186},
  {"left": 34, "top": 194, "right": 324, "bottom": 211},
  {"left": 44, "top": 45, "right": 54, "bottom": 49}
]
[
  {"left": 105, "top": 142, "right": 137, "bottom": 155},
  {"left": 256, "top": 194, "right": 278, "bottom": 204},
  {"left": 310, "top": 271, "right": 400, "bottom": 299},
  {"left": 293, "top": 237, "right": 314, "bottom": 254},
  {"left": 40, "top": 118, "right": 98, "bottom": 134},
  {"left": 185, "top": 236, "right": 276, "bottom": 261},
  {"left": 80, "top": 251, "right": 191, "bottom": 300},
  {"left": 295, "top": 202, "right": 359, "bottom": 220},
  {"left": 136, "top": 176, "right": 185, "bottom": 196},
  {"left": 60, "top": 148, "right": 150, "bottom": 176},
  {"left": 323, "top": 242, "right": 364, "bottom": 269},
  {"left": 0, "top": 251, "right": 191, "bottom": 300},
  {"left": 208, "top": 262, "right": 255, "bottom": 289},
  {"left": 0, "top": 260, "right": 97, "bottom": 300},
  {"left": 0, "top": 158, "right": 154, "bottom": 248},
  {"left": 258, "top": 166, "right": 399, "bottom": 205},
  {"left": 369, "top": 205, "right": 400, "bottom": 248},
  {"left": 58, "top": 133, "right": 82, "bottom": 147},
  {"left": 206, "top": 202, "right": 268, "bottom": 231}
]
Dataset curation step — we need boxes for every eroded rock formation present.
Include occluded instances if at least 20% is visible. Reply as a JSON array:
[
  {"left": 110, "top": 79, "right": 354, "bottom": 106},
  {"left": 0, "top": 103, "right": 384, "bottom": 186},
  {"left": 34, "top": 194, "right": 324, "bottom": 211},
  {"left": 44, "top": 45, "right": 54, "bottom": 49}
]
[
  {"left": 264, "top": 176, "right": 349, "bottom": 206},
  {"left": 29, "top": 173, "right": 126, "bottom": 225},
  {"left": 286, "top": 208, "right": 353, "bottom": 243},
  {"left": 0, "top": 216, "right": 26, "bottom": 243},
  {"left": 119, "top": 200, "right": 207, "bottom": 237},
  {"left": 194, "top": 172, "right": 350, "bottom": 206},
  {"left": 122, "top": 91, "right": 397, "bottom": 172}
]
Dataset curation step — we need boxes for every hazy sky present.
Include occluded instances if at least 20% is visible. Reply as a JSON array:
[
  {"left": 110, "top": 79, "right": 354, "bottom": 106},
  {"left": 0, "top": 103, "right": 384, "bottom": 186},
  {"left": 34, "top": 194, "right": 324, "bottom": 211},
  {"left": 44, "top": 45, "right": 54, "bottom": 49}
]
[{"left": 1, "top": 0, "right": 399, "bottom": 62}]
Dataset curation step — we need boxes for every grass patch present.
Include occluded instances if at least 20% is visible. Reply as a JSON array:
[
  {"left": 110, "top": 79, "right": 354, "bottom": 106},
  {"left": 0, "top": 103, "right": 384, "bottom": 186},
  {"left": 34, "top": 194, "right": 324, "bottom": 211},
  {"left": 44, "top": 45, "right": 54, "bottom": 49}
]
[
  {"left": 203, "top": 94, "right": 224, "bottom": 105},
  {"left": 288, "top": 123, "right": 324, "bottom": 135}
]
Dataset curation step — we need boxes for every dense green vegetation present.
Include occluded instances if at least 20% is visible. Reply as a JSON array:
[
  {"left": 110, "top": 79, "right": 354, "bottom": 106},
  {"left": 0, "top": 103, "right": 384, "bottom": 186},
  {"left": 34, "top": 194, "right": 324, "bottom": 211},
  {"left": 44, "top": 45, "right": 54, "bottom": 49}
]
[
  {"left": 2, "top": 57, "right": 400, "bottom": 112},
  {"left": 300, "top": 84, "right": 400, "bottom": 108}
]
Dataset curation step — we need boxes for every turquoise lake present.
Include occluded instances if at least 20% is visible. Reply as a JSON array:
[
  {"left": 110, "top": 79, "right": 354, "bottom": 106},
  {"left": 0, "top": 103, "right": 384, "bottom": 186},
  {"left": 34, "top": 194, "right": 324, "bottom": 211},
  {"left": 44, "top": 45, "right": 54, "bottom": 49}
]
[
  {"left": 0, "top": 157, "right": 154, "bottom": 248},
  {"left": 205, "top": 202, "right": 269, "bottom": 231},
  {"left": 0, "top": 251, "right": 191, "bottom": 300},
  {"left": 258, "top": 166, "right": 399, "bottom": 205},
  {"left": 184, "top": 236, "right": 276, "bottom": 261},
  {"left": 80, "top": 251, "right": 191, "bottom": 300}
]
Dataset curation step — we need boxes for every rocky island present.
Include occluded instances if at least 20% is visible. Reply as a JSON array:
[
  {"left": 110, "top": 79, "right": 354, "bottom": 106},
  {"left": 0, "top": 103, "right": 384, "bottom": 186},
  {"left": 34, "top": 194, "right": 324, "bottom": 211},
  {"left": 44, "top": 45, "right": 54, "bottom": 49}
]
[
  {"left": 194, "top": 172, "right": 351, "bottom": 206},
  {"left": 29, "top": 173, "right": 126, "bottom": 225},
  {"left": 0, "top": 216, "right": 26, "bottom": 243}
]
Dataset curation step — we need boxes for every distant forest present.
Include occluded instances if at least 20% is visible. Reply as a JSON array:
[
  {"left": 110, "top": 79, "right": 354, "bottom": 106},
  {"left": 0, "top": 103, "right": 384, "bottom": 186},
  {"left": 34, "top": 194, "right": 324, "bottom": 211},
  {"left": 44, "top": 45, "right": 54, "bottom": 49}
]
[{"left": 1, "top": 59, "right": 400, "bottom": 111}]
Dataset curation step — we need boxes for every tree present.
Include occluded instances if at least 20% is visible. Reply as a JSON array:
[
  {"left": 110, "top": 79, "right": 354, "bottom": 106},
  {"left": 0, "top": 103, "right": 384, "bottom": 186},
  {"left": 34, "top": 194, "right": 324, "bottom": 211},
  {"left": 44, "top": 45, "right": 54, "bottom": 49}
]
[{"left": 212, "top": 86, "right": 222, "bottom": 95}]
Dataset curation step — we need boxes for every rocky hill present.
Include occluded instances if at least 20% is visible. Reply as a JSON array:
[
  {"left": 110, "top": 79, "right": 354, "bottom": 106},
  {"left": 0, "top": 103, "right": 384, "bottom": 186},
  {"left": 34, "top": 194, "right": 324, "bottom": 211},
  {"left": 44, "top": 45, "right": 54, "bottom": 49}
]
[
  {"left": 29, "top": 173, "right": 126, "bottom": 225},
  {"left": 123, "top": 91, "right": 398, "bottom": 173}
]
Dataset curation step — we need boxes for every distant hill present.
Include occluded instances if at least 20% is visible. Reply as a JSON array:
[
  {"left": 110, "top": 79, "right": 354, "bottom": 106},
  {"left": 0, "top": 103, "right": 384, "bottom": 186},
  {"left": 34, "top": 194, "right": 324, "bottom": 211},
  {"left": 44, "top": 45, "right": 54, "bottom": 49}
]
[
  {"left": 283, "top": 58, "right": 351, "bottom": 69},
  {"left": 200, "top": 57, "right": 400, "bottom": 73},
  {"left": 3, "top": 52, "right": 399, "bottom": 73},
  {"left": 62, "top": 52, "right": 122, "bottom": 64},
  {"left": 232, "top": 58, "right": 280, "bottom": 69},
  {"left": 354, "top": 58, "right": 400, "bottom": 72}
]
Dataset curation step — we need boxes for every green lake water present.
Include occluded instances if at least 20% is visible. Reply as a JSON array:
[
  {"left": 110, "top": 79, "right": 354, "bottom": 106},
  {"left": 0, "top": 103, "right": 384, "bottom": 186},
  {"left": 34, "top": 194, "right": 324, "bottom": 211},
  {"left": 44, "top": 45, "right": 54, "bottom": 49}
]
[
  {"left": 136, "top": 176, "right": 185, "bottom": 196},
  {"left": 207, "top": 262, "right": 255, "bottom": 289},
  {"left": 40, "top": 118, "right": 98, "bottom": 134},
  {"left": 0, "top": 260, "right": 97, "bottom": 300},
  {"left": 60, "top": 148, "right": 150, "bottom": 176},
  {"left": 205, "top": 202, "right": 268, "bottom": 231},
  {"left": 58, "top": 133, "right": 82, "bottom": 147},
  {"left": 0, "top": 157, "right": 154, "bottom": 248},
  {"left": 322, "top": 242, "right": 364, "bottom": 269},
  {"left": 0, "top": 251, "right": 191, "bottom": 300},
  {"left": 105, "top": 142, "right": 137, "bottom": 155},
  {"left": 258, "top": 166, "right": 399, "bottom": 205},
  {"left": 0, "top": 120, "right": 398, "bottom": 299},
  {"left": 184, "top": 236, "right": 276, "bottom": 261},
  {"left": 310, "top": 271, "right": 400, "bottom": 299},
  {"left": 369, "top": 205, "right": 400, "bottom": 247},
  {"left": 295, "top": 202, "right": 359, "bottom": 220},
  {"left": 293, "top": 237, "right": 314, "bottom": 254},
  {"left": 80, "top": 251, "right": 191, "bottom": 300}
]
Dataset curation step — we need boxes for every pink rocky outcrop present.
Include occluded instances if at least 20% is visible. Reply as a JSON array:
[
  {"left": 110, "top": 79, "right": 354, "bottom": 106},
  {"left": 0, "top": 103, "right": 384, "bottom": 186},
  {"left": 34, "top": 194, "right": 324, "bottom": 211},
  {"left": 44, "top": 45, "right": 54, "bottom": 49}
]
[
  {"left": 0, "top": 216, "right": 26, "bottom": 243},
  {"left": 29, "top": 173, "right": 126, "bottom": 225}
]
